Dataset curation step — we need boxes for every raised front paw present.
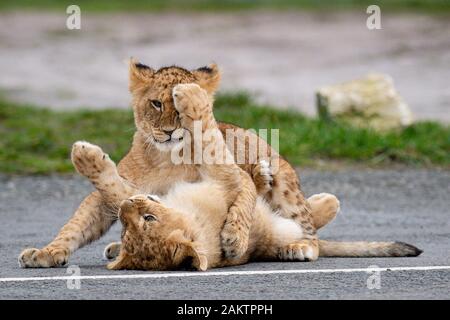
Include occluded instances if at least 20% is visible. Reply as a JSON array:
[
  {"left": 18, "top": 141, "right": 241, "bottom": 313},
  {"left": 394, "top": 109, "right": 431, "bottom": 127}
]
[
  {"left": 220, "top": 220, "right": 249, "bottom": 260},
  {"left": 71, "top": 141, "right": 117, "bottom": 179},
  {"left": 172, "top": 83, "right": 213, "bottom": 130},
  {"left": 278, "top": 241, "right": 319, "bottom": 262},
  {"left": 18, "top": 247, "right": 69, "bottom": 268}
]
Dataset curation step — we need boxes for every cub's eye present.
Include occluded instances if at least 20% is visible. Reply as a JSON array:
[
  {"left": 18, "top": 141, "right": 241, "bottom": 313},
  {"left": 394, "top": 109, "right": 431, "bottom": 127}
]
[
  {"left": 143, "top": 214, "right": 157, "bottom": 222},
  {"left": 150, "top": 100, "right": 162, "bottom": 111}
]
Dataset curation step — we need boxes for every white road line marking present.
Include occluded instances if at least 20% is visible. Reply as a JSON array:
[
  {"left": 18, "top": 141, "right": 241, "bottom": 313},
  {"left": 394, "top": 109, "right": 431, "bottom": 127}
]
[{"left": 1, "top": 265, "right": 449, "bottom": 283}]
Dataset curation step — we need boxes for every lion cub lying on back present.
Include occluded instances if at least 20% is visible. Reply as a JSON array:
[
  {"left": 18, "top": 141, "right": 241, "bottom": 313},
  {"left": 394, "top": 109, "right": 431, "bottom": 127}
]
[
  {"left": 107, "top": 83, "right": 421, "bottom": 271},
  {"left": 109, "top": 189, "right": 311, "bottom": 271}
]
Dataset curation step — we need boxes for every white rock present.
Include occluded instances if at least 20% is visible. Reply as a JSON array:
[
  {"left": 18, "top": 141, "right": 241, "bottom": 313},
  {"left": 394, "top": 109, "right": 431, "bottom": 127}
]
[{"left": 316, "top": 74, "right": 414, "bottom": 131}]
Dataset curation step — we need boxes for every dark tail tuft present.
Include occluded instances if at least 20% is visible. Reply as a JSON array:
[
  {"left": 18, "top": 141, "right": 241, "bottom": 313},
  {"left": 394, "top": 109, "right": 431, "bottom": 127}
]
[
  {"left": 391, "top": 241, "right": 423, "bottom": 257},
  {"left": 392, "top": 242, "right": 423, "bottom": 257}
]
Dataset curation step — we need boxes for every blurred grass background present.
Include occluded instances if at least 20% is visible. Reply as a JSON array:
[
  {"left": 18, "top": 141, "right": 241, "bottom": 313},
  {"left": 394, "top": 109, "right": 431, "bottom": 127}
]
[
  {"left": 1, "top": 0, "right": 449, "bottom": 174},
  {"left": 1, "top": 0, "right": 449, "bottom": 12},
  {"left": 1, "top": 93, "right": 448, "bottom": 174}
]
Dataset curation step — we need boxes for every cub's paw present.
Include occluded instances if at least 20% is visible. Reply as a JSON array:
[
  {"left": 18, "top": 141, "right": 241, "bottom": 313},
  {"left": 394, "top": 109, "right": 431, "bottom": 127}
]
[
  {"left": 253, "top": 160, "right": 273, "bottom": 195},
  {"left": 18, "top": 247, "right": 69, "bottom": 268},
  {"left": 278, "top": 241, "right": 319, "bottom": 262},
  {"left": 71, "top": 141, "right": 116, "bottom": 179},
  {"left": 104, "top": 242, "right": 121, "bottom": 260},
  {"left": 220, "top": 221, "right": 249, "bottom": 260},
  {"left": 172, "top": 83, "right": 212, "bottom": 128},
  {"left": 308, "top": 193, "right": 340, "bottom": 230}
]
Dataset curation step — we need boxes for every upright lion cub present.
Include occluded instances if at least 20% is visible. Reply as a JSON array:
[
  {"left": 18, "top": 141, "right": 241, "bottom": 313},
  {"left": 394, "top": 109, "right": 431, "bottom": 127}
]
[{"left": 107, "top": 84, "right": 422, "bottom": 271}]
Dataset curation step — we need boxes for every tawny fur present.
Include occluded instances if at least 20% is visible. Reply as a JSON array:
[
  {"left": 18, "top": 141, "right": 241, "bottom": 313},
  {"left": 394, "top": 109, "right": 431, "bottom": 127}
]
[
  {"left": 107, "top": 84, "right": 421, "bottom": 271},
  {"left": 18, "top": 61, "right": 421, "bottom": 269},
  {"left": 18, "top": 60, "right": 320, "bottom": 267},
  {"left": 109, "top": 83, "right": 321, "bottom": 270}
]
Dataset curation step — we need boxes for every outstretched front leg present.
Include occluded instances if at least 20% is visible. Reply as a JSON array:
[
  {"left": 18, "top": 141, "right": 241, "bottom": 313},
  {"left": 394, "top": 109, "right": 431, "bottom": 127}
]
[
  {"left": 172, "top": 83, "right": 256, "bottom": 260},
  {"left": 19, "top": 191, "right": 114, "bottom": 268}
]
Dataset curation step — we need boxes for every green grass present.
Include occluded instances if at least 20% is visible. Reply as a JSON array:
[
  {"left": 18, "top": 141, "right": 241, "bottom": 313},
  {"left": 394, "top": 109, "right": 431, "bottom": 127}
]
[
  {"left": 1, "top": 0, "right": 449, "bottom": 13},
  {"left": 0, "top": 93, "right": 449, "bottom": 174}
]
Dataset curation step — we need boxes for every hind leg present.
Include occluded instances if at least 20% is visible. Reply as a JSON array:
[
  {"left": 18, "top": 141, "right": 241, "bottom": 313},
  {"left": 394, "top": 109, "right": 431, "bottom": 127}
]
[
  {"left": 254, "top": 161, "right": 340, "bottom": 231},
  {"left": 308, "top": 193, "right": 340, "bottom": 230},
  {"left": 277, "top": 241, "right": 317, "bottom": 261},
  {"left": 264, "top": 159, "right": 319, "bottom": 260},
  {"left": 273, "top": 192, "right": 341, "bottom": 262}
]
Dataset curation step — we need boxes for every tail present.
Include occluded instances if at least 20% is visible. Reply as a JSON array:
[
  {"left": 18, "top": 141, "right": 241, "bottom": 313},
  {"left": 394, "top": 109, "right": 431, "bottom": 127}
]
[{"left": 319, "top": 240, "right": 423, "bottom": 257}]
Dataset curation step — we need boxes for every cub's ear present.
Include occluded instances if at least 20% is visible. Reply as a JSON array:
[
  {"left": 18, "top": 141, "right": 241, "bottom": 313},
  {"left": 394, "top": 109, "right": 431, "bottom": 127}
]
[
  {"left": 168, "top": 229, "right": 208, "bottom": 271},
  {"left": 129, "top": 57, "right": 155, "bottom": 94},
  {"left": 192, "top": 63, "right": 221, "bottom": 95},
  {"left": 185, "top": 245, "right": 208, "bottom": 271}
]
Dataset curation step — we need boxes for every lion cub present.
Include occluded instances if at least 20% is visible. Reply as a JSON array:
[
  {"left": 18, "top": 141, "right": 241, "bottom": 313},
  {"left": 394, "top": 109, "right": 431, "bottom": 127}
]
[
  {"left": 107, "top": 83, "right": 309, "bottom": 270},
  {"left": 107, "top": 84, "right": 421, "bottom": 271},
  {"left": 108, "top": 189, "right": 309, "bottom": 271}
]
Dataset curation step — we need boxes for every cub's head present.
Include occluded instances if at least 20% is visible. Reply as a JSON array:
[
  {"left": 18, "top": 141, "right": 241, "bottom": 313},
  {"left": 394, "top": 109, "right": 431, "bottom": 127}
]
[
  {"left": 107, "top": 195, "right": 207, "bottom": 271},
  {"left": 129, "top": 59, "right": 221, "bottom": 151}
]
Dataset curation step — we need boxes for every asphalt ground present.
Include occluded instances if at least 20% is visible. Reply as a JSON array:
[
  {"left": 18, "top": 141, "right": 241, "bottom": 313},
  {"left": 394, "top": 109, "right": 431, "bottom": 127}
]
[{"left": 0, "top": 169, "right": 449, "bottom": 299}]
